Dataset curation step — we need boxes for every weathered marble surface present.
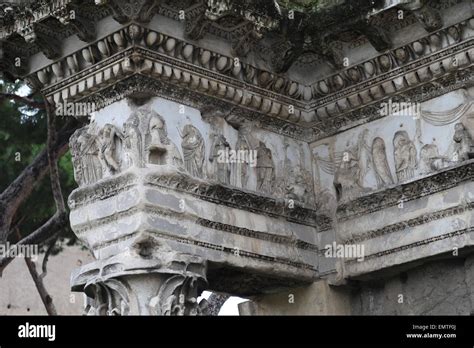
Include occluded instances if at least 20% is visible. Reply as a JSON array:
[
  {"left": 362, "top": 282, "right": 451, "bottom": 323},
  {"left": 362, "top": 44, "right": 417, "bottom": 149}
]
[
  {"left": 242, "top": 256, "right": 474, "bottom": 315},
  {"left": 2, "top": 0, "right": 473, "bottom": 315},
  {"left": 351, "top": 258, "right": 474, "bottom": 315},
  {"left": 311, "top": 88, "right": 474, "bottom": 204},
  {"left": 68, "top": 97, "right": 326, "bottom": 305}
]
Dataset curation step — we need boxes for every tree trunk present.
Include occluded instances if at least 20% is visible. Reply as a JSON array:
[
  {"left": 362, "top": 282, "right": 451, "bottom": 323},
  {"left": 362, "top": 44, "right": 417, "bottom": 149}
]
[{"left": 0, "top": 120, "right": 78, "bottom": 243}]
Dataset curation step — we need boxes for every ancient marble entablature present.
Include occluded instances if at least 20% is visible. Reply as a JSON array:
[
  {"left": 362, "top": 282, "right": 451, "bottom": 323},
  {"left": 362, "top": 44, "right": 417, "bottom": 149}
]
[
  {"left": 2, "top": 0, "right": 473, "bottom": 315},
  {"left": 1, "top": 0, "right": 472, "bottom": 141}
]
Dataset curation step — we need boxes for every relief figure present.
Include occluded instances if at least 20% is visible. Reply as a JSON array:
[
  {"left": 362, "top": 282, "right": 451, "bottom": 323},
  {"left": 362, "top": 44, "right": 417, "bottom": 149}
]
[
  {"left": 393, "top": 130, "right": 417, "bottom": 182},
  {"left": 70, "top": 125, "right": 103, "bottom": 185},
  {"left": 233, "top": 132, "right": 251, "bottom": 189},
  {"left": 179, "top": 124, "right": 205, "bottom": 178},
  {"left": 123, "top": 114, "right": 143, "bottom": 168},
  {"left": 333, "top": 149, "right": 362, "bottom": 201},
  {"left": 99, "top": 123, "right": 123, "bottom": 175},
  {"left": 209, "top": 134, "right": 231, "bottom": 185},
  {"left": 371, "top": 137, "right": 394, "bottom": 187},
  {"left": 420, "top": 143, "right": 448, "bottom": 174},
  {"left": 256, "top": 141, "right": 275, "bottom": 194},
  {"left": 453, "top": 122, "right": 474, "bottom": 161}
]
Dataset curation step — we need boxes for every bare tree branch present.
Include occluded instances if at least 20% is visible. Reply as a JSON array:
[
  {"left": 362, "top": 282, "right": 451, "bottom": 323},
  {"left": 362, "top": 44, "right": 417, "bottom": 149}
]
[
  {"left": 24, "top": 256, "right": 58, "bottom": 315},
  {"left": 0, "top": 94, "right": 81, "bottom": 315},
  {"left": 0, "top": 119, "right": 78, "bottom": 242},
  {"left": 45, "top": 100, "right": 66, "bottom": 213},
  {"left": 0, "top": 92, "right": 45, "bottom": 109},
  {"left": 10, "top": 227, "right": 58, "bottom": 315},
  {"left": 40, "top": 232, "right": 60, "bottom": 280},
  {"left": 0, "top": 211, "right": 67, "bottom": 275}
]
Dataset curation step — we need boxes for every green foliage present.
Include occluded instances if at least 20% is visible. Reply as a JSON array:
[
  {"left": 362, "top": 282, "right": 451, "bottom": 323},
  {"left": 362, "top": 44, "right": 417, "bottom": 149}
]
[{"left": 0, "top": 80, "right": 77, "bottom": 247}]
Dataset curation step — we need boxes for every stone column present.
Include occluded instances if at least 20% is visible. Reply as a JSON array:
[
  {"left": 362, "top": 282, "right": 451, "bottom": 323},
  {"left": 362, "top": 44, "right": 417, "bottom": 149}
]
[
  {"left": 67, "top": 109, "right": 211, "bottom": 315},
  {"left": 72, "top": 249, "right": 208, "bottom": 316}
]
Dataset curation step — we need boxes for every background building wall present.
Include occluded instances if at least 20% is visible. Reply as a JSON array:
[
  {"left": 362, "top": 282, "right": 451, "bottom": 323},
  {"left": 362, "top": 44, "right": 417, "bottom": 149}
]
[{"left": 0, "top": 245, "right": 94, "bottom": 315}]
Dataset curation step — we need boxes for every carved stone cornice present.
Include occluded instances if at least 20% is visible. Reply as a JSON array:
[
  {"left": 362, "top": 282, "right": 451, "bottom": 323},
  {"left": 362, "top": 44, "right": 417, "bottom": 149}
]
[
  {"left": 1, "top": 1, "right": 471, "bottom": 141},
  {"left": 0, "top": 0, "right": 73, "bottom": 39},
  {"left": 20, "top": 19, "right": 470, "bottom": 142},
  {"left": 80, "top": 74, "right": 312, "bottom": 141},
  {"left": 0, "top": 0, "right": 104, "bottom": 47},
  {"left": 153, "top": 0, "right": 444, "bottom": 71},
  {"left": 96, "top": 0, "right": 159, "bottom": 24},
  {"left": 312, "top": 67, "right": 474, "bottom": 140},
  {"left": 20, "top": 22, "right": 63, "bottom": 59},
  {"left": 337, "top": 160, "right": 474, "bottom": 221},
  {"left": 309, "top": 32, "right": 472, "bottom": 110}
]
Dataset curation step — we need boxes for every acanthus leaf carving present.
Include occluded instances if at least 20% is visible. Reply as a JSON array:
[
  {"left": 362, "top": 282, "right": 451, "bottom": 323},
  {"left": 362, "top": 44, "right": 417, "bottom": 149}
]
[{"left": 149, "top": 275, "right": 208, "bottom": 316}]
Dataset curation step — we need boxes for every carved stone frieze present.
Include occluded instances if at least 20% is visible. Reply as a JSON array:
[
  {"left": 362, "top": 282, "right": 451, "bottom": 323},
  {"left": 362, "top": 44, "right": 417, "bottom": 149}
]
[
  {"left": 309, "top": 95, "right": 473, "bottom": 206},
  {"left": 70, "top": 106, "right": 187, "bottom": 187},
  {"left": 337, "top": 160, "right": 474, "bottom": 221}
]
